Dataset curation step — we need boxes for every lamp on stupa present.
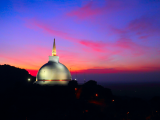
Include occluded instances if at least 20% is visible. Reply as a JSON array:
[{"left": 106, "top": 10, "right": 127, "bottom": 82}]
[{"left": 34, "top": 38, "right": 72, "bottom": 85}]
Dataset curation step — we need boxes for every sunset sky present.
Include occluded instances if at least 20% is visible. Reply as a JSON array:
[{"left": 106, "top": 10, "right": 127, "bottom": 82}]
[{"left": 0, "top": 0, "right": 160, "bottom": 83}]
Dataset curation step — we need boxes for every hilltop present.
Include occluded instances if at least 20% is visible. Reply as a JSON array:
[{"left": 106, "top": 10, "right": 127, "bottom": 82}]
[{"left": 0, "top": 64, "right": 36, "bottom": 91}]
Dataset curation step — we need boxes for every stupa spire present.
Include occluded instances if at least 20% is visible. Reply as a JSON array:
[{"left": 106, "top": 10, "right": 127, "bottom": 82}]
[{"left": 52, "top": 38, "right": 56, "bottom": 56}]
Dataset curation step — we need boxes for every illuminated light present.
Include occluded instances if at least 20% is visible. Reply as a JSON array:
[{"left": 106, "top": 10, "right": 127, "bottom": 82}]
[
  {"left": 52, "top": 38, "right": 57, "bottom": 56},
  {"left": 156, "top": 111, "right": 158, "bottom": 112},
  {"left": 28, "top": 78, "right": 31, "bottom": 81},
  {"left": 75, "top": 78, "right": 77, "bottom": 80},
  {"left": 112, "top": 99, "right": 114, "bottom": 102},
  {"left": 96, "top": 94, "right": 98, "bottom": 97},
  {"left": 75, "top": 88, "right": 77, "bottom": 90},
  {"left": 85, "top": 110, "right": 88, "bottom": 112},
  {"left": 127, "top": 112, "right": 129, "bottom": 114},
  {"left": 38, "top": 80, "right": 71, "bottom": 81}
]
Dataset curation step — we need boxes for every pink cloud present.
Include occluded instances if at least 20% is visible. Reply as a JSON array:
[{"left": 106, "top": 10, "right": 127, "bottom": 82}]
[
  {"left": 24, "top": 18, "right": 110, "bottom": 53},
  {"left": 79, "top": 37, "right": 149, "bottom": 56},
  {"left": 66, "top": 0, "right": 136, "bottom": 20},
  {"left": 27, "top": 66, "right": 160, "bottom": 77},
  {"left": 139, "top": 36, "right": 148, "bottom": 39},
  {"left": 24, "top": 18, "right": 150, "bottom": 58},
  {"left": 109, "top": 15, "right": 160, "bottom": 41},
  {"left": 107, "top": 16, "right": 160, "bottom": 56},
  {"left": 24, "top": 18, "right": 81, "bottom": 43},
  {"left": 114, "top": 37, "right": 149, "bottom": 56},
  {"left": 66, "top": 1, "right": 101, "bottom": 19},
  {"left": 25, "top": 18, "right": 68, "bottom": 37},
  {"left": 127, "top": 16, "right": 160, "bottom": 36},
  {"left": 141, "top": 66, "right": 160, "bottom": 71},
  {"left": 71, "top": 66, "right": 160, "bottom": 74},
  {"left": 80, "top": 40, "right": 106, "bottom": 48},
  {"left": 79, "top": 40, "right": 108, "bottom": 52}
]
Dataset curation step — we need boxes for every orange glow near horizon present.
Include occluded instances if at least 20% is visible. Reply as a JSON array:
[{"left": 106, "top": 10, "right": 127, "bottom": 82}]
[
  {"left": 1, "top": 0, "right": 160, "bottom": 83},
  {"left": 26, "top": 66, "right": 160, "bottom": 77}
]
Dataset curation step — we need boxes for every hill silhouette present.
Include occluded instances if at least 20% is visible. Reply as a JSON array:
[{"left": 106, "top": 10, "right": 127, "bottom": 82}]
[
  {"left": 0, "top": 64, "right": 160, "bottom": 120},
  {"left": 0, "top": 64, "right": 36, "bottom": 91}
]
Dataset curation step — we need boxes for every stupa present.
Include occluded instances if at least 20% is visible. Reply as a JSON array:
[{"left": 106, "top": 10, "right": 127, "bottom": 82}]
[{"left": 34, "top": 39, "right": 72, "bottom": 85}]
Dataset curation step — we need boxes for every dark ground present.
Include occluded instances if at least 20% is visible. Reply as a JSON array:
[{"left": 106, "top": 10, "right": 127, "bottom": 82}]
[
  {"left": 98, "top": 82, "right": 160, "bottom": 100},
  {"left": 0, "top": 64, "right": 160, "bottom": 120}
]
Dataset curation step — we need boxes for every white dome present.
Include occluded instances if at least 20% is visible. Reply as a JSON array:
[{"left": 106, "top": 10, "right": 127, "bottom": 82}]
[
  {"left": 34, "top": 39, "right": 72, "bottom": 85},
  {"left": 35, "top": 61, "right": 71, "bottom": 85}
]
